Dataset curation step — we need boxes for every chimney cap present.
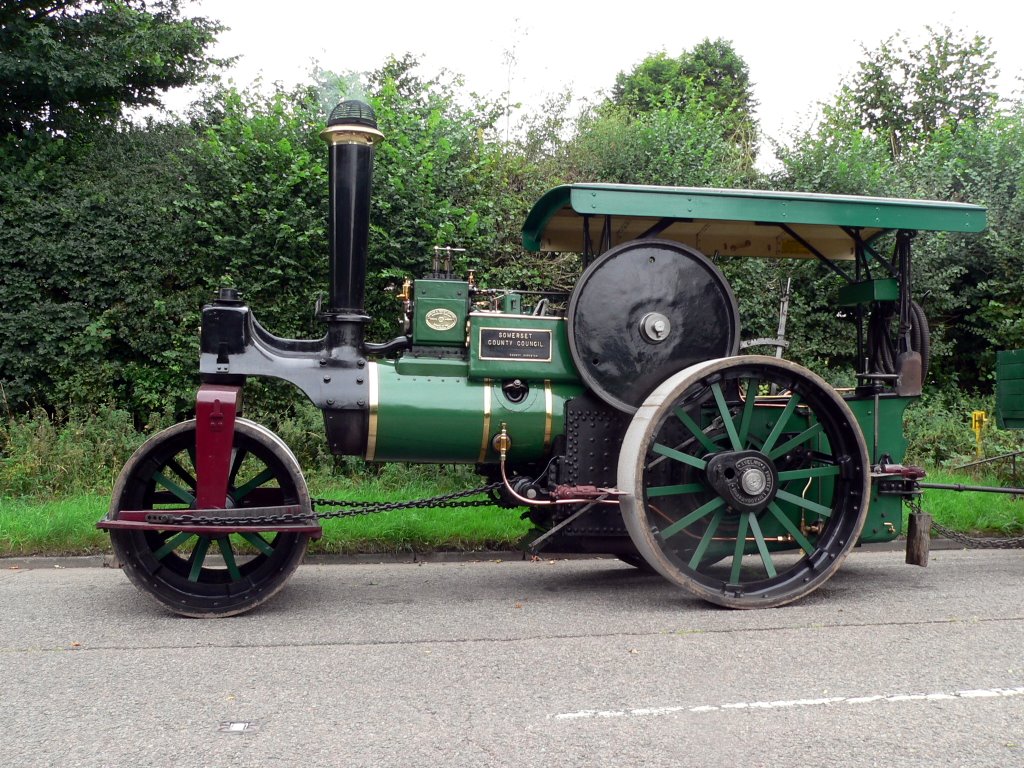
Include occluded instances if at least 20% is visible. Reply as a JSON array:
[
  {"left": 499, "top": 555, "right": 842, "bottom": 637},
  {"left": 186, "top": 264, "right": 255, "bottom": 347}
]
[{"left": 328, "top": 100, "right": 377, "bottom": 129}]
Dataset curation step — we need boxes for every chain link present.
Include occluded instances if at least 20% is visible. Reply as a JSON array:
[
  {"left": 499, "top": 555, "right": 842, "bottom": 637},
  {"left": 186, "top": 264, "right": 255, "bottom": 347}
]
[
  {"left": 164, "top": 482, "right": 503, "bottom": 528},
  {"left": 910, "top": 495, "right": 1024, "bottom": 550}
]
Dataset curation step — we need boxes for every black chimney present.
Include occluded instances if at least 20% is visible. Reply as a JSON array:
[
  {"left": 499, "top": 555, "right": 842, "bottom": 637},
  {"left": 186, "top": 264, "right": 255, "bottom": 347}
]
[{"left": 320, "top": 100, "right": 383, "bottom": 323}]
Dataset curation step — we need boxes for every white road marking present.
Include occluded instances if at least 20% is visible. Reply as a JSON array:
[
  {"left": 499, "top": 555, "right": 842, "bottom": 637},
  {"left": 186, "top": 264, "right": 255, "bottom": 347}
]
[{"left": 550, "top": 686, "right": 1024, "bottom": 721}]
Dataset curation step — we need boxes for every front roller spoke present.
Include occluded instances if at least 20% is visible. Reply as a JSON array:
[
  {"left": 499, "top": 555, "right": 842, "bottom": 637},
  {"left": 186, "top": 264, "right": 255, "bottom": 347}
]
[
  {"left": 187, "top": 536, "right": 212, "bottom": 583},
  {"left": 233, "top": 467, "right": 277, "bottom": 502},
  {"left": 239, "top": 532, "right": 275, "bottom": 557},
  {"left": 153, "top": 531, "right": 196, "bottom": 561},
  {"left": 165, "top": 458, "right": 197, "bottom": 492},
  {"left": 217, "top": 537, "right": 243, "bottom": 581},
  {"left": 228, "top": 448, "right": 249, "bottom": 488},
  {"left": 153, "top": 471, "right": 195, "bottom": 506}
]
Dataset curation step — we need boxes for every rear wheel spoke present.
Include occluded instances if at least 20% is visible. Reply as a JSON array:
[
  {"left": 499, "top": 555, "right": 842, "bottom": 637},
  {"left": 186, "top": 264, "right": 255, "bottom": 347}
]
[
  {"left": 652, "top": 443, "right": 707, "bottom": 471},
  {"left": 768, "top": 501, "right": 815, "bottom": 555},
  {"left": 647, "top": 482, "right": 706, "bottom": 498},
  {"left": 777, "top": 465, "right": 840, "bottom": 482},
  {"left": 768, "top": 422, "right": 824, "bottom": 461},
  {"left": 760, "top": 394, "right": 802, "bottom": 455},
  {"left": 688, "top": 508, "right": 724, "bottom": 570},
  {"left": 747, "top": 513, "right": 777, "bottom": 578},
  {"left": 728, "top": 512, "right": 751, "bottom": 585},
  {"left": 775, "top": 489, "right": 834, "bottom": 518},
  {"left": 737, "top": 378, "right": 759, "bottom": 446},
  {"left": 711, "top": 382, "right": 742, "bottom": 450},
  {"left": 672, "top": 407, "right": 720, "bottom": 454},
  {"left": 659, "top": 497, "right": 725, "bottom": 540}
]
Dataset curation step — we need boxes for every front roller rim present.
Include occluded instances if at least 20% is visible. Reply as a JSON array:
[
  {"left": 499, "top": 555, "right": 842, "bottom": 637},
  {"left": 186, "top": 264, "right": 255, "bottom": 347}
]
[
  {"left": 108, "top": 418, "right": 309, "bottom": 617},
  {"left": 618, "top": 355, "right": 870, "bottom": 608}
]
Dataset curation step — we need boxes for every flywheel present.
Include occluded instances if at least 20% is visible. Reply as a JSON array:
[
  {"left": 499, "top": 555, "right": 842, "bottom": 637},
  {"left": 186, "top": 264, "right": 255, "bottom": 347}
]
[{"left": 568, "top": 239, "right": 739, "bottom": 413}]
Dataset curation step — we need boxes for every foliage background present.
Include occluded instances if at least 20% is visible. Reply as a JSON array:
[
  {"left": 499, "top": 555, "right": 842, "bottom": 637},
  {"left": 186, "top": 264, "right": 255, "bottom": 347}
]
[{"left": 1, "top": 6, "right": 1022, "bottom": 495}]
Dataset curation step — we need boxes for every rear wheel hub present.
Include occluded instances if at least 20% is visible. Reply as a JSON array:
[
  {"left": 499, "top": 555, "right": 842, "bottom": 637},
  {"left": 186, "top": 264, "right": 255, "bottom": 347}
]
[{"left": 705, "top": 450, "right": 778, "bottom": 514}]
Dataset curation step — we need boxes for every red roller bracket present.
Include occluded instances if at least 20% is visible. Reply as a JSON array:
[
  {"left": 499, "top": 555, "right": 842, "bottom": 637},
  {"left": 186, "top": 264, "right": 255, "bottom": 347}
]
[{"left": 195, "top": 384, "right": 242, "bottom": 509}]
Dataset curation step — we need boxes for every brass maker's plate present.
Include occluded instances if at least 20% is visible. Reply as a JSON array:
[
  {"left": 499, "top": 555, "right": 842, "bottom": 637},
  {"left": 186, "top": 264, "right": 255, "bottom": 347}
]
[
  {"left": 478, "top": 328, "right": 552, "bottom": 362},
  {"left": 425, "top": 308, "right": 458, "bottom": 331}
]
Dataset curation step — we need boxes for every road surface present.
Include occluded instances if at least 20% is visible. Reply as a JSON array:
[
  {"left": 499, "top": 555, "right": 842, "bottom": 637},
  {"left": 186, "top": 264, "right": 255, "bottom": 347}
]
[{"left": 1, "top": 548, "right": 1022, "bottom": 767}]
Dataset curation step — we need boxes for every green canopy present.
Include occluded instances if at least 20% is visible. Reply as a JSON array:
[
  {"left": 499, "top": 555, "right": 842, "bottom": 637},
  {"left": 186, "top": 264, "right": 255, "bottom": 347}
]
[{"left": 522, "top": 184, "right": 987, "bottom": 261}]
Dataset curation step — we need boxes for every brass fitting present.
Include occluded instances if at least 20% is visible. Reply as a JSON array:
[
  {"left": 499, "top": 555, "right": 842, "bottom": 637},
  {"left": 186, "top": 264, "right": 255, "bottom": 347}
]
[
  {"left": 396, "top": 278, "right": 411, "bottom": 302},
  {"left": 492, "top": 423, "right": 512, "bottom": 461},
  {"left": 801, "top": 521, "right": 824, "bottom": 536}
]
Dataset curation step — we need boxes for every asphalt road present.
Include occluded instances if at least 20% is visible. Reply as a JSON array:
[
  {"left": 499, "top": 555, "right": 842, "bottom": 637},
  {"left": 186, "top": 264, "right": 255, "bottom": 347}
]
[{"left": 1, "top": 548, "right": 1023, "bottom": 768}]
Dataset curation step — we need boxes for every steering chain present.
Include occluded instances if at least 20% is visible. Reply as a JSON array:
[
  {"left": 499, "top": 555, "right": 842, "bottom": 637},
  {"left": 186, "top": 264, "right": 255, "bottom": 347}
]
[{"left": 162, "top": 482, "right": 504, "bottom": 528}]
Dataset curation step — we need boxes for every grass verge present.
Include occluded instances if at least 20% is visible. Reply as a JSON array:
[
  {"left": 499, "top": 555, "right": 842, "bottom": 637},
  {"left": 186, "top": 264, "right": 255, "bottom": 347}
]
[
  {"left": 1, "top": 469, "right": 1021, "bottom": 558},
  {"left": 0, "top": 473, "right": 533, "bottom": 557},
  {"left": 913, "top": 469, "right": 1024, "bottom": 536}
]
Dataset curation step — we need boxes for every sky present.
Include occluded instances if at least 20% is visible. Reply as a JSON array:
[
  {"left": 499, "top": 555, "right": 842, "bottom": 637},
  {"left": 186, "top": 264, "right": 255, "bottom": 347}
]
[{"left": 174, "top": 0, "right": 1024, "bottom": 159}]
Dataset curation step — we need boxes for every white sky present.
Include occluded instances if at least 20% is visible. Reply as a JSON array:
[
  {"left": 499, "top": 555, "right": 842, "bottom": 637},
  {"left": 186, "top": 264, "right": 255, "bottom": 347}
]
[{"left": 175, "top": 0, "right": 1024, "bottom": 157}]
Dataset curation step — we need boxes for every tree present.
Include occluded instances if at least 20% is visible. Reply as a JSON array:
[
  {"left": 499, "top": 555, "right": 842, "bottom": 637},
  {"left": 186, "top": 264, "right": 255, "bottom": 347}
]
[
  {"left": 611, "top": 50, "right": 685, "bottom": 113},
  {"left": 0, "top": 0, "right": 223, "bottom": 139},
  {"left": 610, "top": 38, "right": 757, "bottom": 148},
  {"left": 774, "top": 27, "right": 1024, "bottom": 392},
  {"left": 850, "top": 26, "right": 998, "bottom": 157},
  {"left": 568, "top": 101, "right": 756, "bottom": 188}
]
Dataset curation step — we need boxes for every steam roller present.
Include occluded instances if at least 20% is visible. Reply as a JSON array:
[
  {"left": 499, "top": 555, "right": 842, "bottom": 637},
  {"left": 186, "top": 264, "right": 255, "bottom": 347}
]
[{"left": 99, "top": 98, "right": 989, "bottom": 615}]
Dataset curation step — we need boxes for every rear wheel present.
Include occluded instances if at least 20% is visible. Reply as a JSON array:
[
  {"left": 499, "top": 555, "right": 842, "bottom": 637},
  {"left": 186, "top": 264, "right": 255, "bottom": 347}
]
[
  {"left": 108, "top": 419, "right": 310, "bottom": 617},
  {"left": 618, "top": 356, "right": 870, "bottom": 608}
]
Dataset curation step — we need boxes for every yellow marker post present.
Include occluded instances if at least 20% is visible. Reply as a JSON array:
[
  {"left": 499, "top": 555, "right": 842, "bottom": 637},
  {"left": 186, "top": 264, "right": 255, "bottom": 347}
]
[{"left": 971, "top": 410, "right": 988, "bottom": 457}]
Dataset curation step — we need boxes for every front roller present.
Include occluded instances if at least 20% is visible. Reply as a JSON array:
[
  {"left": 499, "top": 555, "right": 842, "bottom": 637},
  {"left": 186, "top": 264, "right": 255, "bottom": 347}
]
[
  {"left": 618, "top": 356, "right": 870, "bottom": 608},
  {"left": 103, "top": 419, "right": 311, "bottom": 617}
]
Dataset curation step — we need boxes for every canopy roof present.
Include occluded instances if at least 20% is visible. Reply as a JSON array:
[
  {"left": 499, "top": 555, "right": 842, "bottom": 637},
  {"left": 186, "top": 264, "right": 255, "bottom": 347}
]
[{"left": 521, "top": 184, "right": 987, "bottom": 260}]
